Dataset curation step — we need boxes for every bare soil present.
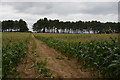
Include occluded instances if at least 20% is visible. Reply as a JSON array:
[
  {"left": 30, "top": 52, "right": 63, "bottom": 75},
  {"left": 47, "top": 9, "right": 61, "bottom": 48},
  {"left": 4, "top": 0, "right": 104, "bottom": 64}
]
[{"left": 17, "top": 34, "right": 94, "bottom": 78}]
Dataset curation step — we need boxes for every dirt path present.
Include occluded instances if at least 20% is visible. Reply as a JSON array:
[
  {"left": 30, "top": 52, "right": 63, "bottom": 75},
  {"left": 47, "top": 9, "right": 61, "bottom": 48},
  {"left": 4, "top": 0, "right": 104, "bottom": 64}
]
[
  {"left": 17, "top": 34, "right": 94, "bottom": 78},
  {"left": 33, "top": 34, "right": 93, "bottom": 78},
  {"left": 17, "top": 34, "right": 40, "bottom": 78}
]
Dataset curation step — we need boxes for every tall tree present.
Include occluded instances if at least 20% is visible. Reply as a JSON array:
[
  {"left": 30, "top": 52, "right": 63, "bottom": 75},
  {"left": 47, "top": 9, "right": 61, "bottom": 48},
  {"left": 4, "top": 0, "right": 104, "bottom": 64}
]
[
  {"left": 32, "top": 17, "right": 119, "bottom": 34},
  {"left": 18, "top": 19, "right": 29, "bottom": 32}
]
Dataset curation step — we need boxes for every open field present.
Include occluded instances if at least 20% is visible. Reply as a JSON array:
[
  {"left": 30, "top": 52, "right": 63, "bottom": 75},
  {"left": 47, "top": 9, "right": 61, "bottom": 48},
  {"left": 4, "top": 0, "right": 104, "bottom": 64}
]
[
  {"left": 1, "top": 1, "right": 120, "bottom": 79},
  {"left": 2, "top": 32, "right": 120, "bottom": 78}
]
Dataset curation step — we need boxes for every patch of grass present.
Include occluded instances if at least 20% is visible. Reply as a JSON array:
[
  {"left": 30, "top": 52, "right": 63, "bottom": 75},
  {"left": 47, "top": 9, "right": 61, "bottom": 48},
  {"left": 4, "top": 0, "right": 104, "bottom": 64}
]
[
  {"left": 35, "top": 59, "right": 53, "bottom": 78},
  {"left": 56, "top": 56, "right": 64, "bottom": 60},
  {"left": 7, "top": 68, "right": 21, "bottom": 78},
  {"left": 31, "top": 37, "right": 37, "bottom": 54}
]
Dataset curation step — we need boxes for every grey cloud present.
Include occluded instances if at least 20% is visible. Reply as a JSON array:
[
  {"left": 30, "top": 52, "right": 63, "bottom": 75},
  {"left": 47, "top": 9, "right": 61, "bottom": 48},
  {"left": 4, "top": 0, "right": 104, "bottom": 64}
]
[
  {"left": 1, "top": 0, "right": 120, "bottom": 2},
  {"left": 2, "top": 2, "right": 118, "bottom": 16},
  {"left": 118, "top": 1, "right": 120, "bottom": 22},
  {"left": 1, "top": 2, "right": 118, "bottom": 31},
  {"left": 80, "top": 2, "right": 118, "bottom": 15}
]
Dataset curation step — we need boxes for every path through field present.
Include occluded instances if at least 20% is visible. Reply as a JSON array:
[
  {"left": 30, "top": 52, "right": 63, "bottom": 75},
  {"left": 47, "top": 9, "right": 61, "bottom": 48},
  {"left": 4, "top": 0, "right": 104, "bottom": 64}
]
[{"left": 17, "top": 34, "right": 93, "bottom": 78}]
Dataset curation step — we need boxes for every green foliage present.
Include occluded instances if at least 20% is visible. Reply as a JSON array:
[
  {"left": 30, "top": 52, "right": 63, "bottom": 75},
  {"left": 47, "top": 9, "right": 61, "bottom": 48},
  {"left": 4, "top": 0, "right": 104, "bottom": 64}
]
[
  {"left": 56, "top": 56, "right": 64, "bottom": 60},
  {"left": 2, "top": 33, "right": 30, "bottom": 78},
  {"left": 2, "top": 19, "right": 29, "bottom": 32},
  {"left": 35, "top": 35, "right": 120, "bottom": 78},
  {"left": 2, "top": 41, "right": 28, "bottom": 77},
  {"left": 36, "top": 60, "right": 53, "bottom": 77},
  {"left": 33, "top": 17, "right": 119, "bottom": 33}
]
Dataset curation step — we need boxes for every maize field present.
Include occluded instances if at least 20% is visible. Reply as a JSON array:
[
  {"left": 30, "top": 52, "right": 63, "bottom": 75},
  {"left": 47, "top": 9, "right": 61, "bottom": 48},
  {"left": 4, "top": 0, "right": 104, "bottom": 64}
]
[
  {"left": 2, "top": 32, "right": 30, "bottom": 78},
  {"left": 2, "top": 32, "right": 120, "bottom": 78},
  {"left": 34, "top": 33, "right": 120, "bottom": 78}
]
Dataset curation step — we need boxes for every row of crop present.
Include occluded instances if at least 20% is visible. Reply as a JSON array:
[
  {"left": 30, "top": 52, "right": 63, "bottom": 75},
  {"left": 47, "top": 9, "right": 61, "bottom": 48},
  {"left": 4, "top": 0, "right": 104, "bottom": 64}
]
[
  {"left": 35, "top": 35, "right": 120, "bottom": 78},
  {"left": 2, "top": 33, "right": 30, "bottom": 78},
  {"left": 34, "top": 33, "right": 118, "bottom": 43}
]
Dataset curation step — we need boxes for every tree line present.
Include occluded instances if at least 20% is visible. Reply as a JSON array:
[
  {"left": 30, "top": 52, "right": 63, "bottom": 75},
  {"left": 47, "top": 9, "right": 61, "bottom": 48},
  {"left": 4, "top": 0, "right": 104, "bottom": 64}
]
[
  {"left": 1, "top": 19, "right": 29, "bottom": 32},
  {"left": 33, "top": 18, "right": 119, "bottom": 34},
  {"left": 1, "top": 18, "right": 119, "bottom": 33}
]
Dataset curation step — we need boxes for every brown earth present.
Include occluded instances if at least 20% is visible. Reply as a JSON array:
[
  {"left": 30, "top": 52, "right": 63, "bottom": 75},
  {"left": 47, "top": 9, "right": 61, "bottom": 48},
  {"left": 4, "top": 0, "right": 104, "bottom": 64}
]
[
  {"left": 16, "top": 34, "right": 40, "bottom": 78},
  {"left": 17, "top": 34, "right": 96, "bottom": 78}
]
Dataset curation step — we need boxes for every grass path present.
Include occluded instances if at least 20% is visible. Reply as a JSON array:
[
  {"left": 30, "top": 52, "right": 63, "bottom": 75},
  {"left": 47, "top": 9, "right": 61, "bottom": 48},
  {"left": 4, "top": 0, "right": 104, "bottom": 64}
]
[{"left": 17, "top": 34, "right": 94, "bottom": 78}]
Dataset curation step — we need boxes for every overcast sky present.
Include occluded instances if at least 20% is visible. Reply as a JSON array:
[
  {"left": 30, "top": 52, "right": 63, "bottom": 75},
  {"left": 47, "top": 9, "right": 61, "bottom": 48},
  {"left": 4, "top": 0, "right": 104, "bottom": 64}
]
[{"left": 0, "top": 0, "right": 119, "bottom": 31}]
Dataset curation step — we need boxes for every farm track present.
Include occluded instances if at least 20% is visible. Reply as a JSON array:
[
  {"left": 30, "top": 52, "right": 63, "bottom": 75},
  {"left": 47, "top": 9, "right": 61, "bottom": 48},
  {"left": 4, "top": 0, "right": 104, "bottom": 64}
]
[
  {"left": 17, "top": 34, "right": 93, "bottom": 78},
  {"left": 16, "top": 34, "right": 40, "bottom": 78}
]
